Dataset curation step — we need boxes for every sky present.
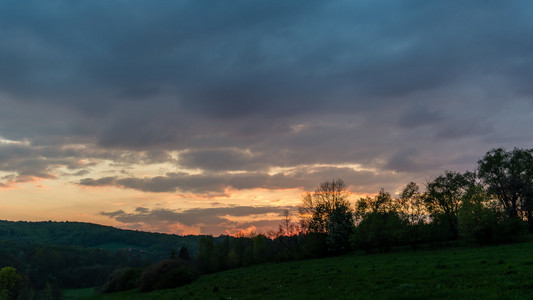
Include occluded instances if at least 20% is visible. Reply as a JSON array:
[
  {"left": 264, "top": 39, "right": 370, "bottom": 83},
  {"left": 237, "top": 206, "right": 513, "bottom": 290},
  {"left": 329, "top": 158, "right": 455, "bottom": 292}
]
[{"left": 1, "top": 1, "right": 533, "bottom": 236}]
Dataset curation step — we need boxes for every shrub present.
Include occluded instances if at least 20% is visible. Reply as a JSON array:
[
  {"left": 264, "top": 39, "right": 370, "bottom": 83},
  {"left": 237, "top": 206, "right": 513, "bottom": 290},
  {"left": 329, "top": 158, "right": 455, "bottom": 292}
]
[
  {"left": 493, "top": 217, "right": 528, "bottom": 243},
  {"left": 458, "top": 193, "right": 528, "bottom": 245},
  {"left": 302, "top": 232, "right": 327, "bottom": 258},
  {"left": 0, "top": 266, "right": 22, "bottom": 300},
  {"left": 352, "top": 212, "right": 405, "bottom": 252},
  {"left": 138, "top": 259, "right": 197, "bottom": 292},
  {"left": 101, "top": 267, "right": 143, "bottom": 293}
]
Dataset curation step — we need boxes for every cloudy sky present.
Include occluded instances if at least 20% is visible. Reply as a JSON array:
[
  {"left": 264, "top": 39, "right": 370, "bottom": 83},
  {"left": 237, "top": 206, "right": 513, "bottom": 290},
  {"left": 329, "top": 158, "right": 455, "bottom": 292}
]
[{"left": 1, "top": 1, "right": 533, "bottom": 235}]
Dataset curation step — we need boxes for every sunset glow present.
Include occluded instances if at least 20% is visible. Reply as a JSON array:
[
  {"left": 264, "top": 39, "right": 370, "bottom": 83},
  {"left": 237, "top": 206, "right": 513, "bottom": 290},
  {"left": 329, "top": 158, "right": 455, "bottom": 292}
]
[{"left": 2, "top": 1, "right": 533, "bottom": 236}]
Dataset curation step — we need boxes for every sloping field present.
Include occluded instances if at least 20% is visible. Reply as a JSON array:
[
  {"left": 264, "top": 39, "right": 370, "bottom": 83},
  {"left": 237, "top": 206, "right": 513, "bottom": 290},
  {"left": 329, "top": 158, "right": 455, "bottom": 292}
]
[{"left": 83, "top": 240, "right": 533, "bottom": 299}]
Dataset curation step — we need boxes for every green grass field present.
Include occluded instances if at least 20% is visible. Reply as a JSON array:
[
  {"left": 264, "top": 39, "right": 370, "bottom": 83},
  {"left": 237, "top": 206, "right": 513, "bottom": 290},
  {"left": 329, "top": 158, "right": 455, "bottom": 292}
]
[
  {"left": 63, "top": 288, "right": 98, "bottom": 299},
  {"left": 76, "top": 240, "right": 533, "bottom": 299}
]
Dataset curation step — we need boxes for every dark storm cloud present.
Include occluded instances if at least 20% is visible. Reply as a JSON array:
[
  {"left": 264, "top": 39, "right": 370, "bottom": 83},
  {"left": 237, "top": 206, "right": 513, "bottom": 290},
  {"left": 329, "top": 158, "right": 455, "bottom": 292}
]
[
  {"left": 2, "top": 1, "right": 533, "bottom": 117},
  {"left": 385, "top": 148, "right": 423, "bottom": 173},
  {"left": 178, "top": 148, "right": 267, "bottom": 171},
  {"left": 398, "top": 104, "right": 443, "bottom": 129},
  {"left": 1, "top": 1, "right": 533, "bottom": 197}
]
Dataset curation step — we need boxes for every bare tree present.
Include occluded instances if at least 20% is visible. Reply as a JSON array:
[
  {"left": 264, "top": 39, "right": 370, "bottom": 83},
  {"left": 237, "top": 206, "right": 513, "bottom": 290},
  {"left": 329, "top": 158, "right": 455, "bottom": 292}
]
[
  {"left": 298, "top": 179, "right": 354, "bottom": 253},
  {"left": 298, "top": 178, "right": 352, "bottom": 234}
]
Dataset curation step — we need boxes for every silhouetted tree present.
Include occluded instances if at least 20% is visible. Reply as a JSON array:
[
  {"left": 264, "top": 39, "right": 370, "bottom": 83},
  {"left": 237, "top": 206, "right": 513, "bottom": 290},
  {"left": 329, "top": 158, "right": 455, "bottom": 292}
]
[
  {"left": 326, "top": 204, "right": 355, "bottom": 253},
  {"left": 280, "top": 209, "right": 297, "bottom": 236},
  {"left": 424, "top": 171, "right": 476, "bottom": 240},
  {"left": 355, "top": 189, "right": 399, "bottom": 220},
  {"left": 178, "top": 247, "right": 191, "bottom": 262},
  {"left": 399, "top": 182, "right": 427, "bottom": 249},
  {"left": 196, "top": 236, "right": 216, "bottom": 273},
  {"left": 477, "top": 147, "right": 533, "bottom": 231},
  {"left": 298, "top": 179, "right": 354, "bottom": 254},
  {"left": 353, "top": 190, "right": 405, "bottom": 252},
  {"left": 253, "top": 234, "right": 269, "bottom": 263},
  {"left": 458, "top": 185, "right": 502, "bottom": 244},
  {"left": 138, "top": 259, "right": 197, "bottom": 292}
]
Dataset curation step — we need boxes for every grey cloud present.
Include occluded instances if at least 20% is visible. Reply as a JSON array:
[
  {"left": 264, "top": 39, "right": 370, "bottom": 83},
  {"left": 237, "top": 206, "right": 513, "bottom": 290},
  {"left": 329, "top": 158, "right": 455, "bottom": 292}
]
[
  {"left": 384, "top": 148, "right": 439, "bottom": 174},
  {"left": 178, "top": 149, "right": 266, "bottom": 171},
  {"left": 0, "top": 143, "right": 75, "bottom": 181},
  {"left": 1, "top": 1, "right": 533, "bottom": 203},
  {"left": 79, "top": 165, "right": 402, "bottom": 195},
  {"left": 79, "top": 177, "right": 117, "bottom": 187},
  {"left": 436, "top": 119, "right": 494, "bottom": 139},
  {"left": 2, "top": 1, "right": 533, "bottom": 120},
  {"left": 398, "top": 104, "right": 443, "bottom": 129},
  {"left": 100, "top": 210, "right": 126, "bottom": 218},
  {"left": 100, "top": 205, "right": 293, "bottom": 235},
  {"left": 0, "top": 137, "right": 178, "bottom": 184}
]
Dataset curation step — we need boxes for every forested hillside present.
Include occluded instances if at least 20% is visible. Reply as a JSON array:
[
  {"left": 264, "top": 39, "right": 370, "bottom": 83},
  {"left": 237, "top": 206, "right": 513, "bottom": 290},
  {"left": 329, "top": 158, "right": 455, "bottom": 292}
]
[
  {"left": 0, "top": 220, "right": 200, "bottom": 298},
  {"left": 0, "top": 220, "right": 199, "bottom": 252}
]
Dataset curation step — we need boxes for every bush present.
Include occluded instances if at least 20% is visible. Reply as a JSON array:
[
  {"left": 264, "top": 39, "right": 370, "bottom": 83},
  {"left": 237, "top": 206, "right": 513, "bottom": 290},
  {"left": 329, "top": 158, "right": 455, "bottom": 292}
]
[
  {"left": 0, "top": 266, "right": 22, "bottom": 300},
  {"left": 458, "top": 195, "right": 528, "bottom": 245},
  {"left": 352, "top": 212, "right": 405, "bottom": 252},
  {"left": 138, "top": 259, "right": 197, "bottom": 292},
  {"left": 326, "top": 205, "right": 355, "bottom": 254},
  {"left": 427, "top": 213, "right": 458, "bottom": 244},
  {"left": 302, "top": 233, "right": 327, "bottom": 258},
  {"left": 101, "top": 267, "right": 143, "bottom": 293},
  {"left": 493, "top": 217, "right": 528, "bottom": 243}
]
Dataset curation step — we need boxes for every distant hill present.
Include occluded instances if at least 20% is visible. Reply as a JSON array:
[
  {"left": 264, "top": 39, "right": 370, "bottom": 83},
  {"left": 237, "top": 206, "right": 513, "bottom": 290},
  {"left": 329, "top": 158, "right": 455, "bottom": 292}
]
[
  {"left": 0, "top": 220, "right": 200, "bottom": 256},
  {"left": 0, "top": 220, "right": 205, "bottom": 291}
]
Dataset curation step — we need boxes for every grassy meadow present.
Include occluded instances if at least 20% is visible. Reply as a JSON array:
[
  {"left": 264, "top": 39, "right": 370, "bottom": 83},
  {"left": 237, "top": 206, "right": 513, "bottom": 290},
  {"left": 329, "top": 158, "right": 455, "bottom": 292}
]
[{"left": 76, "top": 239, "right": 533, "bottom": 300}]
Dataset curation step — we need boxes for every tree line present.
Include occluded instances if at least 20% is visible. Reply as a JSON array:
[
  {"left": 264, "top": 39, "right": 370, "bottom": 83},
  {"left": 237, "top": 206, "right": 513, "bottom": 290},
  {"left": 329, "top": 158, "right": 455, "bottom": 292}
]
[
  {"left": 189, "top": 147, "right": 533, "bottom": 275},
  {"left": 299, "top": 147, "right": 533, "bottom": 253},
  {"left": 2, "top": 147, "right": 532, "bottom": 297},
  {"left": 0, "top": 222, "right": 200, "bottom": 299},
  {"left": 98, "top": 147, "right": 533, "bottom": 294}
]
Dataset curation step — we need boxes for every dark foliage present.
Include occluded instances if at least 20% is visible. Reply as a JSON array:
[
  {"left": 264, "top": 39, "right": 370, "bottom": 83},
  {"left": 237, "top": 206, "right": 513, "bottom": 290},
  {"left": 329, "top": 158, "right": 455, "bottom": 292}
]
[
  {"left": 424, "top": 171, "right": 476, "bottom": 240},
  {"left": 353, "top": 212, "right": 405, "bottom": 253},
  {"left": 326, "top": 205, "right": 355, "bottom": 254},
  {"left": 101, "top": 268, "right": 143, "bottom": 293},
  {"left": 301, "top": 233, "right": 327, "bottom": 258},
  {"left": 4, "top": 148, "right": 533, "bottom": 296},
  {"left": 178, "top": 247, "right": 191, "bottom": 261},
  {"left": 0, "top": 220, "right": 195, "bottom": 295},
  {"left": 138, "top": 259, "right": 197, "bottom": 292},
  {"left": 477, "top": 148, "right": 533, "bottom": 231},
  {"left": 0, "top": 220, "right": 200, "bottom": 257},
  {"left": 299, "top": 179, "right": 354, "bottom": 254}
]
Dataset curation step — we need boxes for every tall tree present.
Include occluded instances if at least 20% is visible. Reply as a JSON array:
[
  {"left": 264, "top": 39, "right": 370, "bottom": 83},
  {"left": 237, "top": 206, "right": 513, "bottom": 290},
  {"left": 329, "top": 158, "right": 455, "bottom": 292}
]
[
  {"left": 477, "top": 147, "right": 533, "bottom": 231},
  {"left": 424, "top": 170, "right": 476, "bottom": 239},
  {"left": 354, "top": 189, "right": 405, "bottom": 252},
  {"left": 298, "top": 179, "right": 354, "bottom": 253},
  {"left": 298, "top": 179, "right": 352, "bottom": 234},
  {"left": 399, "top": 182, "right": 426, "bottom": 226},
  {"left": 399, "top": 182, "right": 426, "bottom": 249},
  {"left": 279, "top": 209, "right": 296, "bottom": 237}
]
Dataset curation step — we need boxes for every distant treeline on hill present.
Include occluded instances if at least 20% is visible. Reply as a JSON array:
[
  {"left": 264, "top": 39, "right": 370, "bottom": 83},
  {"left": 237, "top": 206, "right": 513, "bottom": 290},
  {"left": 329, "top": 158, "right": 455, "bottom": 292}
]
[
  {"left": 189, "top": 147, "right": 533, "bottom": 276},
  {"left": 2, "top": 147, "right": 533, "bottom": 299},
  {"left": 0, "top": 220, "right": 199, "bottom": 252},
  {"left": 0, "top": 220, "right": 204, "bottom": 297}
]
